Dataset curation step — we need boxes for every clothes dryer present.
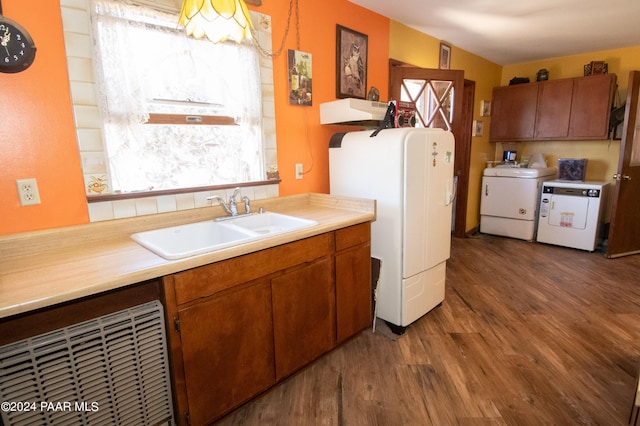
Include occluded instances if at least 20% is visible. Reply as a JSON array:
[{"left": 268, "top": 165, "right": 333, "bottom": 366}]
[{"left": 536, "top": 180, "right": 609, "bottom": 251}]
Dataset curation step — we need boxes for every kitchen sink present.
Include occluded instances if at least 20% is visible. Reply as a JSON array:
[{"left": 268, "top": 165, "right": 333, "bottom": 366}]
[
  {"left": 224, "top": 212, "right": 317, "bottom": 236},
  {"left": 131, "top": 212, "right": 317, "bottom": 260},
  {"left": 131, "top": 220, "right": 257, "bottom": 260}
]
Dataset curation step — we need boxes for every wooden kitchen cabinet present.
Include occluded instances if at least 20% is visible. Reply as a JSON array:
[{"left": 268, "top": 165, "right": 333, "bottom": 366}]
[
  {"left": 162, "top": 227, "right": 371, "bottom": 425},
  {"left": 489, "top": 83, "right": 538, "bottom": 141},
  {"left": 490, "top": 74, "right": 617, "bottom": 142},
  {"left": 335, "top": 223, "right": 372, "bottom": 343},
  {"left": 177, "top": 279, "right": 275, "bottom": 426},
  {"left": 272, "top": 258, "right": 334, "bottom": 380},
  {"left": 569, "top": 74, "right": 617, "bottom": 139},
  {"left": 534, "top": 78, "right": 573, "bottom": 139}
]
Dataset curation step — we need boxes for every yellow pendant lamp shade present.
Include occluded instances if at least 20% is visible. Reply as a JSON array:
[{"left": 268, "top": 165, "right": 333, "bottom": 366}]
[{"left": 179, "top": 0, "right": 253, "bottom": 43}]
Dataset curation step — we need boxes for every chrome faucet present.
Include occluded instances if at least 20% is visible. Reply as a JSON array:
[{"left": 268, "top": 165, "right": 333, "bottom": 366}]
[
  {"left": 227, "top": 188, "right": 241, "bottom": 216},
  {"left": 241, "top": 195, "right": 251, "bottom": 214},
  {"left": 206, "top": 195, "right": 233, "bottom": 215},
  {"left": 207, "top": 187, "right": 252, "bottom": 219}
]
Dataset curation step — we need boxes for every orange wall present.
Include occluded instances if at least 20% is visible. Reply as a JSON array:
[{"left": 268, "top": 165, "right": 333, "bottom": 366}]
[
  {"left": 0, "top": 0, "right": 389, "bottom": 236},
  {"left": 0, "top": 0, "right": 88, "bottom": 235},
  {"left": 256, "top": 0, "right": 389, "bottom": 196}
]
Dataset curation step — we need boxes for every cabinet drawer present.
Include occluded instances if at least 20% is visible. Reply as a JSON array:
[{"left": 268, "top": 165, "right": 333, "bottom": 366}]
[
  {"left": 173, "top": 233, "right": 333, "bottom": 305},
  {"left": 335, "top": 222, "right": 371, "bottom": 251}
]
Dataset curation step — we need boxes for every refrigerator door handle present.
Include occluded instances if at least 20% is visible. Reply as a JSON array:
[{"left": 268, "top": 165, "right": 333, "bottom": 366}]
[
  {"left": 446, "top": 176, "right": 458, "bottom": 206},
  {"left": 485, "top": 182, "right": 489, "bottom": 196}
]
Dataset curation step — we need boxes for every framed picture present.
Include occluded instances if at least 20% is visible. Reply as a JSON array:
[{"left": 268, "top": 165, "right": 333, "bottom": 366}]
[
  {"left": 439, "top": 43, "right": 451, "bottom": 70},
  {"left": 472, "top": 120, "right": 484, "bottom": 137},
  {"left": 481, "top": 100, "right": 491, "bottom": 117},
  {"left": 336, "top": 25, "right": 368, "bottom": 99},
  {"left": 288, "top": 49, "right": 313, "bottom": 106}
]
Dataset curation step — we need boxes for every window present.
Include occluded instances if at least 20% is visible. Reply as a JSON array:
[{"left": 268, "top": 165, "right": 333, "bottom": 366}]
[
  {"left": 90, "top": 0, "right": 264, "bottom": 193},
  {"left": 401, "top": 79, "right": 454, "bottom": 131}
]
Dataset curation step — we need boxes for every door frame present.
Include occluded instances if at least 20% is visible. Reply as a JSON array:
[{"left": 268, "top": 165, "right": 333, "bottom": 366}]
[{"left": 388, "top": 59, "right": 472, "bottom": 238}]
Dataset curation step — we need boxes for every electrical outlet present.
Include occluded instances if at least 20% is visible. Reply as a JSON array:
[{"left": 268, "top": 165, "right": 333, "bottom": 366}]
[
  {"left": 16, "top": 178, "right": 41, "bottom": 206},
  {"left": 295, "top": 163, "right": 303, "bottom": 180}
]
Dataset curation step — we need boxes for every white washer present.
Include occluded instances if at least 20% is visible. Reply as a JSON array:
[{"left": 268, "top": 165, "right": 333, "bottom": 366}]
[
  {"left": 536, "top": 180, "right": 609, "bottom": 251},
  {"left": 480, "top": 166, "right": 557, "bottom": 241}
]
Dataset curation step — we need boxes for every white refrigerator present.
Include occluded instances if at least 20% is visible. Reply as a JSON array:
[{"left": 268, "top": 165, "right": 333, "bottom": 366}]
[{"left": 329, "top": 128, "right": 455, "bottom": 333}]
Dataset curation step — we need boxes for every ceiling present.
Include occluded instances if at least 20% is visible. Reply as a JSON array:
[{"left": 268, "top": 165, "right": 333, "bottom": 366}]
[{"left": 349, "top": 0, "right": 640, "bottom": 65}]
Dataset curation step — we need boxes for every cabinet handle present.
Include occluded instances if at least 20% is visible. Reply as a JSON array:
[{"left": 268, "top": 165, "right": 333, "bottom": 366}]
[{"left": 485, "top": 183, "right": 489, "bottom": 196}]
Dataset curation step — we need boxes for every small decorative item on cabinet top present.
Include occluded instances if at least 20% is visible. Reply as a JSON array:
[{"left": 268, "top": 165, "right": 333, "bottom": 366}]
[
  {"left": 584, "top": 61, "right": 608, "bottom": 76},
  {"left": 509, "top": 76, "right": 530, "bottom": 85},
  {"left": 536, "top": 68, "right": 549, "bottom": 81}
]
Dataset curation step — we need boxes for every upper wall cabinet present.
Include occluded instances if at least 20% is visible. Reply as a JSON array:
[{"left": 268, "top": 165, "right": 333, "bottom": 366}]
[
  {"left": 489, "top": 74, "right": 617, "bottom": 142},
  {"left": 490, "top": 83, "right": 539, "bottom": 141}
]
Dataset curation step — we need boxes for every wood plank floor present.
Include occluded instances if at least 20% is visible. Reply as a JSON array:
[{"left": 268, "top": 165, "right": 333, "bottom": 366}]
[{"left": 214, "top": 235, "right": 640, "bottom": 425}]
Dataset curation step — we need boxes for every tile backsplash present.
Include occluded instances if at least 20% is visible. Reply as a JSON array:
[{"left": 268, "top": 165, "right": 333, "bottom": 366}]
[{"left": 88, "top": 184, "right": 279, "bottom": 222}]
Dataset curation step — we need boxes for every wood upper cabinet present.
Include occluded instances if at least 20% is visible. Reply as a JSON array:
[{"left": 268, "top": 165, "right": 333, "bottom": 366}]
[
  {"left": 490, "top": 74, "right": 617, "bottom": 142},
  {"left": 489, "top": 83, "right": 538, "bottom": 141},
  {"left": 569, "top": 74, "right": 617, "bottom": 139},
  {"left": 535, "top": 78, "right": 573, "bottom": 139}
]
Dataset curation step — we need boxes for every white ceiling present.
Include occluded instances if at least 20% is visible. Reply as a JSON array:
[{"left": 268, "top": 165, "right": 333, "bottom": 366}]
[{"left": 349, "top": 0, "right": 640, "bottom": 65}]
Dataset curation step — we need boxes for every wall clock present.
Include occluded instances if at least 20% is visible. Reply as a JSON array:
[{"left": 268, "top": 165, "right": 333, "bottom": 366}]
[{"left": 0, "top": 5, "right": 36, "bottom": 73}]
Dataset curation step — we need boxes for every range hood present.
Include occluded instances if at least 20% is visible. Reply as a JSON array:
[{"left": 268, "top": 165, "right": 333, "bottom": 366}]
[{"left": 320, "top": 98, "right": 388, "bottom": 126}]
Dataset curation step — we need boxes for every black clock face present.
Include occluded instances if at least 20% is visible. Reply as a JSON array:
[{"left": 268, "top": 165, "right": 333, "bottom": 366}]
[{"left": 0, "top": 17, "right": 36, "bottom": 73}]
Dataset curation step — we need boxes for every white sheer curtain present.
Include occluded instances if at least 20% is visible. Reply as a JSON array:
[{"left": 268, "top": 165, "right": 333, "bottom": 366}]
[{"left": 90, "top": 0, "right": 263, "bottom": 192}]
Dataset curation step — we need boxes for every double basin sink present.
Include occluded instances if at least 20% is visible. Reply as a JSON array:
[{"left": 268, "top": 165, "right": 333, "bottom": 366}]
[{"left": 131, "top": 212, "right": 317, "bottom": 260}]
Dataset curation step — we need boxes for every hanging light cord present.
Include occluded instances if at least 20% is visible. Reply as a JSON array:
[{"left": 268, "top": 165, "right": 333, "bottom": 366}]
[{"left": 250, "top": 0, "right": 299, "bottom": 57}]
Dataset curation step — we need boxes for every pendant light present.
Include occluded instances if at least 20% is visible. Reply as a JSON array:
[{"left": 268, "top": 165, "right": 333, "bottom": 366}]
[
  {"left": 179, "top": 0, "right": 299, "bottom": 57},
  {"left": 179, "top": 0, "right": 253, "bottom": 43}
]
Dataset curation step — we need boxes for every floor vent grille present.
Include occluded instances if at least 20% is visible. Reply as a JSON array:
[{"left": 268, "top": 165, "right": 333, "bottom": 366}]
[{"left": 0, "top": 301, "right": 173, "bottom": 426}]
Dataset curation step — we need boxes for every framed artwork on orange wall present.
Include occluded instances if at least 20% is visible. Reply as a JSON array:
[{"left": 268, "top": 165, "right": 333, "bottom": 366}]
[
  {"left": 288, "top": 49, "right": 313, "bottom": 106},
  {"left": 336, "top": 25, "right": 368, "bottom": 99}
]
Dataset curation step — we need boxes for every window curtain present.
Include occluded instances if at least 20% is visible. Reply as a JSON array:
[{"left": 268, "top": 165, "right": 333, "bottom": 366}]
[{"left": 90, "top": 0, "right": 263, "bottom": 192}]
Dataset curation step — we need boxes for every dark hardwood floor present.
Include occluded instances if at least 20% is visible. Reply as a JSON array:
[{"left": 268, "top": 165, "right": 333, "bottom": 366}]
[{"left": 214, "top": 235, "right": 640, "bottom": 425}]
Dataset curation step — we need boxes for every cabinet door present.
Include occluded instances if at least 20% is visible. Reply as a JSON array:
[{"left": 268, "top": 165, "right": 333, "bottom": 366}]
[
  {"left": 569, "top": 74, "right": 616, "bottom": 139},
  {"left": 535, "top": 79, "right": 573, "bottom": 139},
  {"left": 178, "top": 279, "right": 275, "bottom": 425},
  {"left": 335, "top": 243, "right": 371, "bottom": 343},
  {"left": 489, "top": 83, "right": 539, "bottom": 141},
  {"left": 272, "top": 258, "right": 335, "bottom": 380}
]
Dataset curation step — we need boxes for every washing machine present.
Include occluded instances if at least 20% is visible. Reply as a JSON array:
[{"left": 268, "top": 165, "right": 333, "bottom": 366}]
[
  {"left": 536, "top": 180, "right": 609, "bottom": 251},
  {"left": 480, "top": 166, "right": 557, "bottom": 241}
]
